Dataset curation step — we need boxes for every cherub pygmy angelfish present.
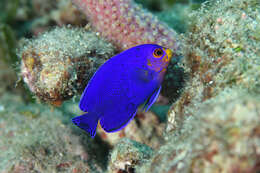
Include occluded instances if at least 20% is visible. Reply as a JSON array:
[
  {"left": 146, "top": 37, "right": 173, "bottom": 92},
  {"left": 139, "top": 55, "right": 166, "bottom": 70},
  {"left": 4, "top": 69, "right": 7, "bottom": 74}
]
[{"left": 72, "top": 44, "right": 173, "bottom": 137}]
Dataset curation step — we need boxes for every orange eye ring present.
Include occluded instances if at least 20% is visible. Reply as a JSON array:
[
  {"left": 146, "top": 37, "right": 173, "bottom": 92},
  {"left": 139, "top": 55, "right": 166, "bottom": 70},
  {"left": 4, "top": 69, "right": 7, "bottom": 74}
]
[{"left": 153, "top": 48, "right": 164, "bottom": 58}]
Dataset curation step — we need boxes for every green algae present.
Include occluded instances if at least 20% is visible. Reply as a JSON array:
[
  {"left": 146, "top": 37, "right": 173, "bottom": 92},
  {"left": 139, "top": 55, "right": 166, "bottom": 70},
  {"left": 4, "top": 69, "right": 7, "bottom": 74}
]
[
  {"left": 0, "top": 24, "right": 18, "bottom": 64},
  {"left": 0, "top": 0, "right": 19, "bottom": 24}
]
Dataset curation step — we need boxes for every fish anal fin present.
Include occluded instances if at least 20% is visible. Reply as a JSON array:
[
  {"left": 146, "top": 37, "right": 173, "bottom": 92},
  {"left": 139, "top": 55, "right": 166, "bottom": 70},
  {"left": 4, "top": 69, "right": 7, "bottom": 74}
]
[
  {"left": 100, "top": 103, "right": 138, "bottom": 132},
  {"left": 72, "top": 112, "right": 98, "bottom": 138}
]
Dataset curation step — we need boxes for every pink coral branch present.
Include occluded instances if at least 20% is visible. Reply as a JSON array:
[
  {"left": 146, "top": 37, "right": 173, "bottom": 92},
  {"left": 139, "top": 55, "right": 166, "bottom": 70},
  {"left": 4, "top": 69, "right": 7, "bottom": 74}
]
[{"left": 72, "top": 0, "right": 179, "bottom": 52}]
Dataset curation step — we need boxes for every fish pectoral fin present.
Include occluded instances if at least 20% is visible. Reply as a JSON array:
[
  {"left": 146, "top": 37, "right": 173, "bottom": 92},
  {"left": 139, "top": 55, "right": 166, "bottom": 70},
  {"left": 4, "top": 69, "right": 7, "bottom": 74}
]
[
  {"left": 100, "top": 103, "right": 138, "bottom": 133},
  {"left": 72, "top": 112, "right": 98, "bottom": 138},
  {"left": 142, "top": 86, "right": 161, "bottom": 112}
]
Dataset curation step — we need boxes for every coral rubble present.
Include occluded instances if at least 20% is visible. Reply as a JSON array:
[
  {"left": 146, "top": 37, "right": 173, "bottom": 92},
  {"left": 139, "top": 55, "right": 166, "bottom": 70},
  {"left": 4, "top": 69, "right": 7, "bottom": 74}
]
[
  {"left": 108, "top": 138, "right": 153, "bottom": 173},
  {"left": 0, "top": 93, "right": 108, "bottom": 172}
]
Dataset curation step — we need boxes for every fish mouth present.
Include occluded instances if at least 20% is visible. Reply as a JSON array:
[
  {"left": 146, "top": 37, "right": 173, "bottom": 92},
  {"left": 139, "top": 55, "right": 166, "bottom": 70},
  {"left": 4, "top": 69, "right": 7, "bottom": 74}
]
[{"left": 162, "top": 48, "right": 173, "bottom": 62}]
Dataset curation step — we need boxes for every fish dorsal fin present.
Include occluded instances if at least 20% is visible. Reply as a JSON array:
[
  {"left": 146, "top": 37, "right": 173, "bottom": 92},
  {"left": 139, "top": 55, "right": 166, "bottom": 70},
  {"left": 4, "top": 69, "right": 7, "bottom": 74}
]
[{"left": 142, "top": 86, "right": 161, "bottom": 112}]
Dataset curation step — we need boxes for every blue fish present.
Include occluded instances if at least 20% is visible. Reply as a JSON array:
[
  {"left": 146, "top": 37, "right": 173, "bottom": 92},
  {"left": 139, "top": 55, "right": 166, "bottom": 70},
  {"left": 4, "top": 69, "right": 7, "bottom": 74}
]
[{"left": 72, "top": 44, "right": 173, "bottom": 137}]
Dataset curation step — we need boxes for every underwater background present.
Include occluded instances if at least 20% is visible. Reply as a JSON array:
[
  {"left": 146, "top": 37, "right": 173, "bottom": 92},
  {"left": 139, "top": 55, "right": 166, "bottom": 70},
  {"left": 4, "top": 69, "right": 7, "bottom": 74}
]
[{"left": 0, "top": 0, "right": 259, "bottom": 172}]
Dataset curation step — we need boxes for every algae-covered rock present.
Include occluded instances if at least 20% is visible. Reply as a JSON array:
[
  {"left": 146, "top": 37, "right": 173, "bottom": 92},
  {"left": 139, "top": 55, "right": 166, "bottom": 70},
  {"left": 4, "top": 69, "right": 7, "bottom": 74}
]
[
  {"left": 0, "top": 93, "right": 109, "bottom": 173},
  {"left": 134, "top": 0, "right": 260, "bottom": 172},
  {"left": 18, "top": 26, "right": 115, "bottom": 105},
  {"left": 108, "top": 138, "right": 153, "bottom": 173},
  {"left": 184, "top": 0, "right": 260, "bottom": 93},
  {"left": 168, "top": 0, "right": 260, "bottom": 132},
  {"left": 138, "top": 88, "right": 260, "bottom": 173}
]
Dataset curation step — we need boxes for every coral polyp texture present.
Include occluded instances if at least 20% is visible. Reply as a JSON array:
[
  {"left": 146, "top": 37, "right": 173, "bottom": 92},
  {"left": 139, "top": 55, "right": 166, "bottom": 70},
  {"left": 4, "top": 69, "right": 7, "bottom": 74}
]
[
  {"left": 72, "top": 0, "right": 180, "bottom": 52},
  {"left": 19, "top": 27, "right": 115, "bottom": 105}
]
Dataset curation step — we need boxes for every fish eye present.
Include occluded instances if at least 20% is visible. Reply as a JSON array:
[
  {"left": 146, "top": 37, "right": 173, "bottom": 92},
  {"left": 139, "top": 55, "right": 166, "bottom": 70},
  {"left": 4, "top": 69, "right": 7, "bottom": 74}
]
[{"left": 153, "top": 48, "right": 163, "bottom": 58}]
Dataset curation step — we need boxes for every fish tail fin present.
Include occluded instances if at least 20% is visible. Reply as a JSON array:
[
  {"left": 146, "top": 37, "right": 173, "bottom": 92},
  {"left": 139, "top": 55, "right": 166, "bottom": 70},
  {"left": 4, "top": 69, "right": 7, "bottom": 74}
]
[{"left": 72, "top": 113, "right": 98, "bottom": 138}]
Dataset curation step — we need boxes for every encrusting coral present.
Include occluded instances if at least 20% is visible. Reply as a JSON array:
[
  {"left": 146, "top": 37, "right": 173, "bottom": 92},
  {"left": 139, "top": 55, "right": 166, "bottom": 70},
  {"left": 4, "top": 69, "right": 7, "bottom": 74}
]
[
  {"left": 19, "top": 26, "right": 115, "bottom": 105},
  {"left": 72, "top": 0, "right": 180, "bottom": 52}
]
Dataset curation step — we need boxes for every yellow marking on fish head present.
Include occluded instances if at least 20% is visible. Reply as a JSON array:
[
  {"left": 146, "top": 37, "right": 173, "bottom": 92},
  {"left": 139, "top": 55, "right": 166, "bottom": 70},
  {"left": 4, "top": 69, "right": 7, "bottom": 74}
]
[{"left": 162, "top": 48, "right": 173, "bottom": 63}]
